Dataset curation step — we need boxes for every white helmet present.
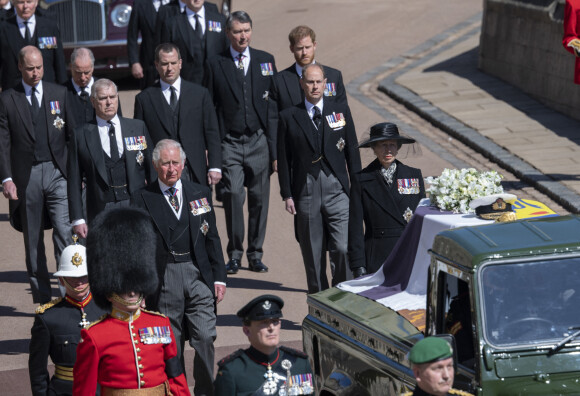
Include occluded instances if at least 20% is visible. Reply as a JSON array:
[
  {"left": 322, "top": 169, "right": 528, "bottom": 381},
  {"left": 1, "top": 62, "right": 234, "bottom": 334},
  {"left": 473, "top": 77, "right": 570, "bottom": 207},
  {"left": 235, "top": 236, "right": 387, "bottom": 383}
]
[{"left": 54, "top": 239, "right": 87, "bottom": 277}]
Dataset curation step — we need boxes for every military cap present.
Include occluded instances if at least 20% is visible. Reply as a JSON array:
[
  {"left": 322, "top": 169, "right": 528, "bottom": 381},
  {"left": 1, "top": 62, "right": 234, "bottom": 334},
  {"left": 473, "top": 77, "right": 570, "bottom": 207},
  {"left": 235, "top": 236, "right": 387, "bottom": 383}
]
[
  {"left": 469, "top": 193, "right": 517, "bottom": 221},
  {"left": 409, "top": 337, "right": 453, "bottom": 364},
  {"left": 54, "top": 236, "right": 87, "bottom": 277},
  {"left": 237, "top": 295, "right": 284, "bottom": 321}
]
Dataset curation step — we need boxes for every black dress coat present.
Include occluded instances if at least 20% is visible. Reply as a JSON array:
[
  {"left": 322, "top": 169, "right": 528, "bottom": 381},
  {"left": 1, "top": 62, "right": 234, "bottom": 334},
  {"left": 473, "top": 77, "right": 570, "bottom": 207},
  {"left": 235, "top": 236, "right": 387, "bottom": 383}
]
[
  {"left": 0, "top": 82, "right": 73, "bottom": 231},
  {"left": 67, "top": 118, "right": 155, "bottom": 224},
  {"left": 277, "top": 101, "right": 361, "bottom": 201},
  {"left": 348, "top": 159, "right": 425, "bottom": 274},
  {"left": 28, "top": 295, "right": 106, "bottom": 395},
  {"left": 131, "top": 180, "right": 226, "bottom": 309},
  {"left": 0, "top": 15, "right": 67, "bottom": 90},
  {"left": 127, "top": 0, "right": 160, "bottom": 87},
  {"left": 134, "top": 79, "right": 221, "bottom": 185},
  {"left": 159, "top": 8, "right": 227, "bottom": 85},
  {"left": 62, "top": 79, "right": 123, "bottom": 126},
  {"left": 204, "top": 47, "right": 278, "bottom": 158}
]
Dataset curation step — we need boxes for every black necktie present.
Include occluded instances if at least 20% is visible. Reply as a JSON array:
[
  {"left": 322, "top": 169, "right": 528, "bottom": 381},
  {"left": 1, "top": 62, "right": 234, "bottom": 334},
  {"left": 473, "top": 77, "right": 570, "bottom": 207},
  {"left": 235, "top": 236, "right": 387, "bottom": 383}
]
[
  {"left": 24, "top": 21, "right": 33, "bottom": 45},
  {"left": 169, "top": 86, "right": 178, "bottom": 111},
  {"left": 80, "top": 87, "right": 89, "bottom": 101},
  {"left": 108, "top": 121, "right": 120, "bottom": 161},
  {"left": 30, "top": 86, "right": 39, "bottom": 119},
  {"left": 312, "top": 106, "right": 322, "bottom": 130},
  {"left": 168, "top": 187, "right": 179, "bottom": 212},
  {"left": 194, "top": 14, "right": 203, "bottom": 40}
]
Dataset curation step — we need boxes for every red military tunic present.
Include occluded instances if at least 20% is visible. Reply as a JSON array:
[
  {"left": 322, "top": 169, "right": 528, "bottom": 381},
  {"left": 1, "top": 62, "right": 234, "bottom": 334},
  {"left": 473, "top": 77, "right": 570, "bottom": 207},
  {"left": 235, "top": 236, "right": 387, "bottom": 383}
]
[
  {"left": 73, "top": 307, "right": 190, "bottom": 395},
  {"left": 563, "top": 0, "right": 580, "bottom": 84}
]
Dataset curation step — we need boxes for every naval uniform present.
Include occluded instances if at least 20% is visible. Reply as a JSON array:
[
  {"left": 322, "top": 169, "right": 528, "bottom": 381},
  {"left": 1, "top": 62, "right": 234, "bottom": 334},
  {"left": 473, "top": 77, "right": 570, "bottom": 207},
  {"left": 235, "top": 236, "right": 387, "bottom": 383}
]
[
  {"left": 29, "top": 293, "right": 106, "bottom": 395},
  {"left": 215, "top": 346, "right": 313, "bottom": 396},
  {"left": 73, "top": 307, "right": 190, "bottom": 396}
]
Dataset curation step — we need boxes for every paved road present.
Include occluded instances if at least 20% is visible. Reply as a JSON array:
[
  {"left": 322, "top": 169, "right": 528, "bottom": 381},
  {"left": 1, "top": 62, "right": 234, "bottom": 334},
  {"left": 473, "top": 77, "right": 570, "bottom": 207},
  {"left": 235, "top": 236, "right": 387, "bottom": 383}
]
[{"left": 2, "top": 0, "right": 570, "bottom": 393}]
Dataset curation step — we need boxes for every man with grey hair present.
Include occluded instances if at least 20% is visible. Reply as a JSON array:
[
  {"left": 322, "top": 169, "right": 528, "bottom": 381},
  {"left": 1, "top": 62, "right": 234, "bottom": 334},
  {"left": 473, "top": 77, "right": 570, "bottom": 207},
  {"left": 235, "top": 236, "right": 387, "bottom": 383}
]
[
  {"left": 0, "top": 46, "right": 73, "bottom": 303},
  {"left": 132, "top": 138, "right": 226, "bottom": 396},
  {"left": 67, "top": 78, "right": 155, "bottom": 238}
]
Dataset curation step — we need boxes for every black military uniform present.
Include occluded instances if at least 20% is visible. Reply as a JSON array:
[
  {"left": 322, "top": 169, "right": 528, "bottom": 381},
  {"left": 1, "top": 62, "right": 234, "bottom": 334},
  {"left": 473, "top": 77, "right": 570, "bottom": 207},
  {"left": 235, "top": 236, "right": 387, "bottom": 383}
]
[
  {"left": 29, "top": 294, "right": 106, "bottom": 395},
  {"left": 214, "top": 295, "right": 314, "bottom": 395}
]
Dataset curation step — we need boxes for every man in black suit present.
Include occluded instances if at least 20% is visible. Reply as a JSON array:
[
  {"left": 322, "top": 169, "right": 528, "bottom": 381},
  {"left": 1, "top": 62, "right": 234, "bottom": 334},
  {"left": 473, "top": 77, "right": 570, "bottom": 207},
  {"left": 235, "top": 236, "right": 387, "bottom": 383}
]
[
  {"left": 132, "top": 139, "right": 226, "bottom": 396},
  {"left": 0, "top": 46, "right": 73, "bottom": 303},
  {"left": 127, "top": 0, "right": 169, "bottom": 88},
  {"left": 277, "top": 63, "right": 361, "bottom": 294},
  {"left": 272, "top": 25, "right": 347, "bottom": 112},
  {"left": 135, "top": 43, "right": 221, "bottom": 187},
  {"left": 160, "top": 0, "right": 228, "bottom": 85},
  {"left": 204, "top": 10, "right": 277, "bottom": 274},
  {"left": 67, "top": 78, "right": 155, "bottom": 239},
  {"left": 0, "top": 0, "right": 13, "bottom": 20},
  {"left": 0, "top": 0, "right": 66, "bottom": 90}
]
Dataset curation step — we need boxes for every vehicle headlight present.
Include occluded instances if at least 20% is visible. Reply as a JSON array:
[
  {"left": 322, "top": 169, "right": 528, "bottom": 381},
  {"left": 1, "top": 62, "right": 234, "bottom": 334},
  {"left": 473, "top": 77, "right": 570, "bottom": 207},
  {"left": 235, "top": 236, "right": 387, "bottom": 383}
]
[{"left": 111, "top": 4, "right": 132, "bottom": 28}]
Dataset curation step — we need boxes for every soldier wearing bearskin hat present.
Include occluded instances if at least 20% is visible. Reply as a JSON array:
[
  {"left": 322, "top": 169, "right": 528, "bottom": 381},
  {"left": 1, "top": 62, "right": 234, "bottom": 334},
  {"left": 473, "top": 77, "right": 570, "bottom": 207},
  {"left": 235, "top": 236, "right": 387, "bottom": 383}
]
[{"left": 72, "top": 207, "right": 190, "bottom": 395}]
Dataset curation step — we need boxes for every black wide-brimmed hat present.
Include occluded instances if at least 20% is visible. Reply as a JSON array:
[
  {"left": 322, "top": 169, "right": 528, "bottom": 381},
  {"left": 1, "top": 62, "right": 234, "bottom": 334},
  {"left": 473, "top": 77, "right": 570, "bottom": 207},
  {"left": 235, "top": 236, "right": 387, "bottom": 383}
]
[{"left": 358, "top": 122, "right": 416, "bottom": 148}]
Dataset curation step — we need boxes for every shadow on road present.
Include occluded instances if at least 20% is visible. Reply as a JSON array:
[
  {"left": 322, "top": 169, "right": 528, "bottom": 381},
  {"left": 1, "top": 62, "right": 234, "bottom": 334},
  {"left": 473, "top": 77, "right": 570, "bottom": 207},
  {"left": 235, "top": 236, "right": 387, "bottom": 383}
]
[
  {"left": 226, "top": 277, "right": 306, "bottom": 293},
  {"left": 0, "top": 339, "right": 29, "bottom": 355},
  {"left": 424, "top": 47, "right": 580, "bottom": 142},
  {"left": 0, "top": 271, "right": 29, "bottom": 284},
  {"left": 0, "top": 306, "right": 35, "bottom": 318},
  {"left": 0, "top": 213, "right": 9, "bottom": 222}
]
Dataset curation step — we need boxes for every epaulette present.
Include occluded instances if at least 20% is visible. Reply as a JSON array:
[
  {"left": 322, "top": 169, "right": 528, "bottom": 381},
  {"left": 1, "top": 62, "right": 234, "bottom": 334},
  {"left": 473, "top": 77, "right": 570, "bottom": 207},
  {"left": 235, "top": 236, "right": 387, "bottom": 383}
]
[
  {"left": 35, "top": 297, "right": 62, "bottom": 314},
  {"left": 280, "top": 345, "right": 308, "bottom": 358},
  {"left": 217, "top": 349, "right": 244, "bottom": 367},
  {"left": 449, "top": 389, "right": 474, "bottom": 396},
  {"left": 86, "top": 314, "right": 108, "bottom": 330},
  {"left": 142, "top": 309, "right": 167, "bottom": 318}
]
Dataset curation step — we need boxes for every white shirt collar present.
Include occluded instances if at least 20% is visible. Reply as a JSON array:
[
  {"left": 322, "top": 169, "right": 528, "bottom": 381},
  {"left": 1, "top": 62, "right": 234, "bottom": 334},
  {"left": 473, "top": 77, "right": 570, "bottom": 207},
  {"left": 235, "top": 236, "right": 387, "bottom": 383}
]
[
  {"left": 17, "top": 14, "right": 35, "bottom": 26},
  {"left": 185, "top": 4, "right": 204, "bottom": 18},
  {"left": 158, "top": 178, "right": 182, "bottom": 194},
  {"left": 305, "top": 98, "right": 323, "bottom": 117},
  {"left": 295, "top": 60, "right": 315, "bottom": 77},
  {"left": 3, "top": 3, "right": 11, "bottom": 10},
  {"left": 22, "top": 80, "right": 42, "bottom": 97},
  {"left": 178, "top": 0, "right": 186, "bottom": 12},
  {"left": 230, "top": 46, "right": 250, "bottom": 61},
  {"left": 96, "top": 114, "right": 120, "bottom": 127},
  {"left": 160, "top": 76, "right": 181, "bottom": 93},
  {"left": 72, "top": 77, "right": 94, "bottom": 94}
]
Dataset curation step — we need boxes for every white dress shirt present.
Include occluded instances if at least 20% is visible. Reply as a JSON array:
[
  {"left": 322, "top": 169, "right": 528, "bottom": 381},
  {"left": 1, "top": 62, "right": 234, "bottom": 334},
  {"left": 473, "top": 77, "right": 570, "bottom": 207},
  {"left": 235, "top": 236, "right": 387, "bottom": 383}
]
[
  {"left": 159, "top": 179, "right": 183, "bottom": 218},
  {"left": 186, "top": 5, "right": 205, "bottom": 35},
  {"left": 160, "top": 76, "right": 181, "bottom": 104},
  {"left": 229, "top": 46, "right": 250, "bottom": 75},
  {"left": 17, "top": 14, "right": 35, "bottom": 39},
  {"left": 96, "top": 115, "right": 124, "bottom": 159}
]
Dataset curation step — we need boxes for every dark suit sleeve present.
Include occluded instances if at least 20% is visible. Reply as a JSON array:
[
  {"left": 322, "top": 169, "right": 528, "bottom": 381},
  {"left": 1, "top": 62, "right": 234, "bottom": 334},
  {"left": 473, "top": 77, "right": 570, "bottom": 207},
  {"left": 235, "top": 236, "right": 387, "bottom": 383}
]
[
  {"left": 348, "top": 172, "right": 366, "bottom": 271},
  {"left": 276, "top": 112, "right": 293, "bottom": 200},
  {"left": 28, "top": 315, "right": 51, "bottom": 396},
  {"left": 201, "top": 88, "right": 222, "bottom": 170},
  {"left": 336, "top": 70, "right": 348, "bottom": 107},
  {"left": 203, "top": 59, "right": 226, "bottom": 140},
  {"left": 134, "top": 94, "right": 145, "bottom": 121},
  {"left": 343, "top": 106, "right": 361, "bottom": 178},
  {"left": 53, "top": 28, "right": 67, "bottom": 84},
  {"left": 67, "top": 126, "right": 84, "bottom": 222},
  {"left": 63, "top": 86, "right": 76, "bottom": 139},
  {"left": 419, "top": 169, "right": 426, "bottom": 200},
  {"left": 142, "top": 123, "right": 156, "bottom": 184},
  {"left": 0, "top": 95, "right": 11, "bottom": 180},
  {"left": 127, "top": 1, "right": 141, "bottom": 66},
  {"left": 205, "top": 193, "right": 227, "bottom": 284},
  {"left": 266, "top": 59, "right": 279, "bottom": 163}
]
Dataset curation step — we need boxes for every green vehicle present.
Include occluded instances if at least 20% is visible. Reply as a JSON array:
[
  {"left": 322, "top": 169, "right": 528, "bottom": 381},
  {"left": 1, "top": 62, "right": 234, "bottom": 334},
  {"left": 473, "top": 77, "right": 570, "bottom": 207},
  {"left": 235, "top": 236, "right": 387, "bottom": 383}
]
[{"left": 302, "top": 214, "right": 580, "bottom": 395}]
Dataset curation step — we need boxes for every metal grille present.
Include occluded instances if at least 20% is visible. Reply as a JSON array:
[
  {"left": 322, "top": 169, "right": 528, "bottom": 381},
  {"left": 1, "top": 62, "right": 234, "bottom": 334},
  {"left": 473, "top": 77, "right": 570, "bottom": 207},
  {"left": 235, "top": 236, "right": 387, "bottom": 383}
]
[{"left": 47, "top": 0, "right": 105, "bottom": 44}]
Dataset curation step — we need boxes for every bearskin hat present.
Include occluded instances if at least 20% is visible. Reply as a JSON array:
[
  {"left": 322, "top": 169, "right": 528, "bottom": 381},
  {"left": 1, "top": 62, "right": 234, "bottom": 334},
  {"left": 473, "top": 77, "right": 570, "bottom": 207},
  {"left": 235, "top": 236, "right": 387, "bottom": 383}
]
[{"left": 86, "top": 207, "right": 158, "bottom": 310}]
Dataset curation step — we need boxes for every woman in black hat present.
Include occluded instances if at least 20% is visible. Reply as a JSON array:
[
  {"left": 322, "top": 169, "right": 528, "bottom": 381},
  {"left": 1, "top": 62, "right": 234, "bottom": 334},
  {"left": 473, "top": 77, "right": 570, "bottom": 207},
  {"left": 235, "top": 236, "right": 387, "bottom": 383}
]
[{"left": 348, "top": 122, "right": 425, "bottom": 277}]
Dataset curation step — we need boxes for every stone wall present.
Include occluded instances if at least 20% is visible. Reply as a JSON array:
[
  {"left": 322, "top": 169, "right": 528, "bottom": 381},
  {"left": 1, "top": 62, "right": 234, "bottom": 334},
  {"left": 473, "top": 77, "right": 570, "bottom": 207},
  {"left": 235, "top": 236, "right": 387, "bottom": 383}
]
[{"left": 479, "top": 0, "right": 580, "bottom": 120}]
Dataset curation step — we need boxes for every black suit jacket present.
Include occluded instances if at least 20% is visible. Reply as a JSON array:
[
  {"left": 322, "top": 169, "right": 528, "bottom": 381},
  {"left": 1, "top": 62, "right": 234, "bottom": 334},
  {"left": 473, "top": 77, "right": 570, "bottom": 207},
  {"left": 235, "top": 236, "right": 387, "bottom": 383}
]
[
  {"left": 348, "top": 159, "right": 425, "bottom": 273},
  {"left": 271, "top": 63, "right": 347, "bottom": 111},
  {"left": 0, "top": 81, "right": 73, "bottom": 230},
  {"left": 127, "top": 0, "right": 159, "bottom": 84},
  {"left": 134, "top": 79, "right": 221, "bottom": 185},
  {"left": 132, "top": 180, "right": 226, "bottom": 309},
  {"left": 67, "top": 117, "right": 155, "bottom": 223},
  {"left": 277, "top": 101, "right": 361, "bottom": 200},
  {"left": 156, "top": 0, "right": 220, "bottom": 42},
  {"left": 204, "top": 47, "right": 278, "bottom": 158},
  {"left": 160, "top": 8, "right": 227, "bottom": 85},
  {"left": 63, "top": 79, "right": 123, "bottom": 126},
  {"left": 0, "top": 15, "right": 67, "bottom": 90}
]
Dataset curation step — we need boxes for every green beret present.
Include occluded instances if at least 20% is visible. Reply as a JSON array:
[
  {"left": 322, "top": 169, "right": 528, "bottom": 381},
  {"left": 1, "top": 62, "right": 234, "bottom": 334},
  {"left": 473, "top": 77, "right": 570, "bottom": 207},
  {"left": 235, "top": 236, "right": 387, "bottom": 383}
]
[
  {"left": 237, "top": 294, "right": 284, "bottom": 322},
  {"left": 409, "top": 337, "right": 453, "bottom": 364}
]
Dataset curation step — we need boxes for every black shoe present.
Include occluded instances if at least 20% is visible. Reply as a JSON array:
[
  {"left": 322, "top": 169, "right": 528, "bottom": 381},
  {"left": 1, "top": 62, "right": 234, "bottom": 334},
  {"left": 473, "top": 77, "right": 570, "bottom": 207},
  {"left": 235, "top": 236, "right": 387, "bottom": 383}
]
[
  {"left": 249, "top": 259, "right": 268, "bottom": 273},
  {"left": 226, "top": 259, "right": 240, "bottom": 274}
]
